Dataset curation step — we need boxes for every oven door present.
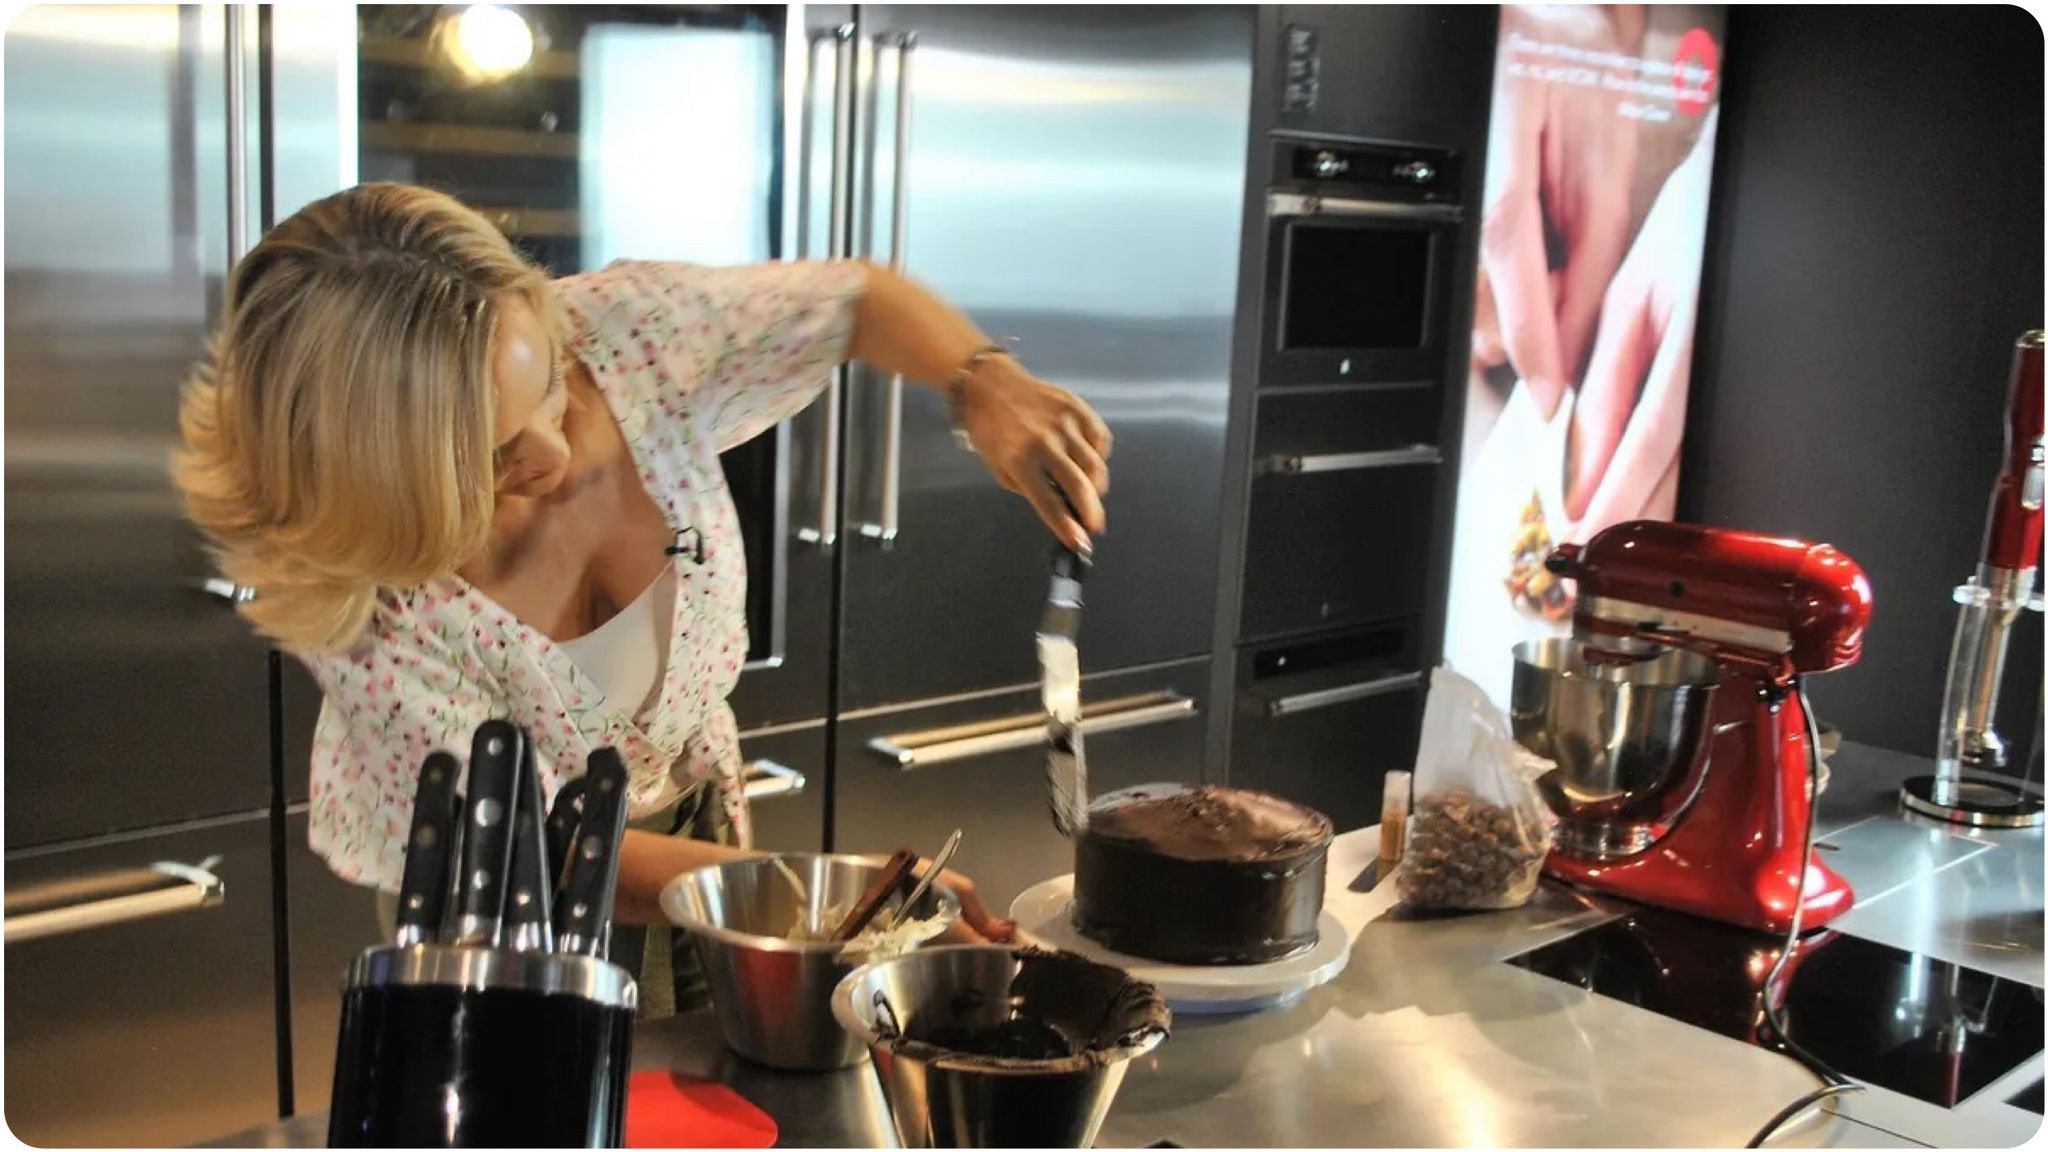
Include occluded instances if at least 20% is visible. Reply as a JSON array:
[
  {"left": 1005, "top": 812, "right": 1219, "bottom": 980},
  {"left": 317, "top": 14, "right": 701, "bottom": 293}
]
[{"left": 1260, "top": 193, "right": 1462, "bottom": 388}]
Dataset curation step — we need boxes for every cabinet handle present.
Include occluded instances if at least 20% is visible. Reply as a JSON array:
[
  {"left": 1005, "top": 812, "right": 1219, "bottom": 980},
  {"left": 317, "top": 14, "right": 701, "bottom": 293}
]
[
  {"left": 4, "top": 858, "right": 226, "bottom": 945},
  {"left": 1258, "top": 444, "right": 1441, "bottom": 476},
  {"left": 798, "top": 25, "right": 857, "bottom": 550},
  {"left": 870, "top": 691, "right": 1197, "bottom": 770},
  {"left": 1262, "top": 671, "right": 1421, "bottom": 718},
  {"left": 853, "top": 31, "right": 917, "bottom": 548},
  {"left": 741, "top": 759, "right": 808, "bottom": 802},
  {"left": 195, "top": 576, "right": 258, "bottom": 604}
]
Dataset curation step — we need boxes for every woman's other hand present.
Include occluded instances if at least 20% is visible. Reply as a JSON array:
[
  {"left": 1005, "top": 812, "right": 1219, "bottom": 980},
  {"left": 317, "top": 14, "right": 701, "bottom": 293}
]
[
  {"left": 932, "top": 865, "right": 1019, "bottom": 945},
  {"left": 954, "top": 356, "right": 1112, "bottom": 556}
]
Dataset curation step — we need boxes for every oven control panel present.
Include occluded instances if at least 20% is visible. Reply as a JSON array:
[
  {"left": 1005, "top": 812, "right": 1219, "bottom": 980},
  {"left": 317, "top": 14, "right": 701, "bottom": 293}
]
[{"left": 1271, "top": 135, "right": 1461, "bottom": 205}]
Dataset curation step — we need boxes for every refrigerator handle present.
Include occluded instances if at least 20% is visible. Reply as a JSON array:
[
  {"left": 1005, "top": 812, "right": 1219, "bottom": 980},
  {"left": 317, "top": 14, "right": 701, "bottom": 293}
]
[
  {"left": 798, "top": 24, "right": 858, "bottom": 551},
  {"left": 869, "top": 691, "right": 1197, "bottom": 769},
  {"left": 225, "top": 4, "right": 251, "bottom": 264},
  {"left": 853, "top": 31, "right": 917, "bottom": 548},
  {"left": 4, "top": 859, "right": 227, "bottom": 945},
  {"left": 189, "top": 7, "right": 257, "bottom": 609}
]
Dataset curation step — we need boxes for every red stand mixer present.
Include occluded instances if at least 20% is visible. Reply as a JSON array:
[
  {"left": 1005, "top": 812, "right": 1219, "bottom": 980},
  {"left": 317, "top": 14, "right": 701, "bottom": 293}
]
[{"left": 1511, "top": 521, "right": 1875, "bottom": 934}]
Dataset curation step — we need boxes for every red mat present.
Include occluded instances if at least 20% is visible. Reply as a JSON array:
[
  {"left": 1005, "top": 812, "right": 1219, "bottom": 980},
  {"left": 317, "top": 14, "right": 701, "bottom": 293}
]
[{"left": 625, "top": 1070, "right": 779, "bottom": 1148}]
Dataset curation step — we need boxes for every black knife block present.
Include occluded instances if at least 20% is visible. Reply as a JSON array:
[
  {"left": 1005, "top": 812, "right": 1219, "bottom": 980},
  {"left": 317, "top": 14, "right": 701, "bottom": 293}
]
[{"left": 327, "top": 944, "right": 636, "bottom": 1148}]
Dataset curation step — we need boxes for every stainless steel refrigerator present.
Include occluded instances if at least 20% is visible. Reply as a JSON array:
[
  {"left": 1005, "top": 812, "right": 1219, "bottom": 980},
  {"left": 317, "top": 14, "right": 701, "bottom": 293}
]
[
  {"left": 816, "top": 5, "right": 1250, "bottom": 902},
  {"left": 3, "top": 6, "right": 352, "bottom": 1145},
  {"left": 5, "top": 4, "right": 1250, "bottom": 1139}
]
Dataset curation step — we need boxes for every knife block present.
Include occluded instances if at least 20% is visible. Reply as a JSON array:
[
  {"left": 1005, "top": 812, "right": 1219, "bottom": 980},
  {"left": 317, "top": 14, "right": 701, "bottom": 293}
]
[{"left": 327, "top": 944, "right": 638, "bottom": 1148}]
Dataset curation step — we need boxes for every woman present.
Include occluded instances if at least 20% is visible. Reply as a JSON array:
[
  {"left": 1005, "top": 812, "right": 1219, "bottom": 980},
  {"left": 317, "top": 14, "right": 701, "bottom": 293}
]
[{"left": 175, "top": 183, "right": 1111, "bottom": 1012}]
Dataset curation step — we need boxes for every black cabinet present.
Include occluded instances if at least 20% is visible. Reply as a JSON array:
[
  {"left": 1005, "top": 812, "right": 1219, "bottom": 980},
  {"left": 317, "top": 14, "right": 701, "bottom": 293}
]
[
  {"left": 1228, "top": 626, "right": 1424, "bottom": 831},
  {"left": 1268, "top": 6, "right": 1497, "bottom": 146},
  {"left": 738, "top": 725, "right": 829, "bottom": 854}
]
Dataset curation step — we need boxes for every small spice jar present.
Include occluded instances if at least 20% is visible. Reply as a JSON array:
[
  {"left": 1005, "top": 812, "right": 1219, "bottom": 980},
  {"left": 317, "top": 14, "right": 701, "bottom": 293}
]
[{"left": 1379, "top": 770, "right": 1411, "bottom": 872}]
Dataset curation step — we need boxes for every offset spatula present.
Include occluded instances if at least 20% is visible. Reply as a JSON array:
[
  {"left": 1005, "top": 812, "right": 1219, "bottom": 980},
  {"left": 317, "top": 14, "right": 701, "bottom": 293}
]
[{"left": 1039, "top": 491, "right": 1093, "bottom": 836}]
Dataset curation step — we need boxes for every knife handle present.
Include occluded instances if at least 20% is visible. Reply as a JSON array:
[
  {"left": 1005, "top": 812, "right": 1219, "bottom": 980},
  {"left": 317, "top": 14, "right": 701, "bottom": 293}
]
[
  {"left": 557, "top": 749, "right": 629, "bottom": 958},
  {"left": 544, "top": 777, "right": 588, "bottom": 900},
  {"left": 830, "top": 847, "right": 920, "bottom": 943},
  {"left": 393, "top": 752, "right": 460, "bottom": 947},
  {"left": 503, "top": 738, "right": 554, "bottom": 953},
  {"left": 452, "top": 720, "right": 523, "bottom": 947}
]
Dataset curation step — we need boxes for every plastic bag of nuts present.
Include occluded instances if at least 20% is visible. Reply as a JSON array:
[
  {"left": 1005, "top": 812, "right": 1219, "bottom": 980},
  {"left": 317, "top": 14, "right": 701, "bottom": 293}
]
[{"left": 1395, "top": 667, "right": 1556, "bottom": 912}]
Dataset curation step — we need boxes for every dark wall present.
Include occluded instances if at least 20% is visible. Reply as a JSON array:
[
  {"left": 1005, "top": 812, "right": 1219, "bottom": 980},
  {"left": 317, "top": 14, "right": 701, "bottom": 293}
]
[{"left": 1683, "top": 5, "right": 2045, "bottom": 764}]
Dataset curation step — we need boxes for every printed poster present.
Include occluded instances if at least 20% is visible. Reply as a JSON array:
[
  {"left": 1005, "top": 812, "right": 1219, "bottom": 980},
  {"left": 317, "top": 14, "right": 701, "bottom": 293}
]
[{"left": 1443, "top": 4, "right": 1727, "bottom": 707}]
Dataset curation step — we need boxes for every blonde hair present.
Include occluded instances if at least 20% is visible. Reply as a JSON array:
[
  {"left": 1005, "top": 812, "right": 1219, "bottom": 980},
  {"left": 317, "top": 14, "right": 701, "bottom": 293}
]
[{"left": 174, "top": 183, "right": 563, "bottom": 654}]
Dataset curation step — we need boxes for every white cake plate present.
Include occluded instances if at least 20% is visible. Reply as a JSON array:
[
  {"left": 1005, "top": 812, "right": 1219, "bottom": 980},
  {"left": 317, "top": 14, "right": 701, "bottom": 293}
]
[{"left": 1009, "top": 875, "right": 1350, "bottom": 1016}]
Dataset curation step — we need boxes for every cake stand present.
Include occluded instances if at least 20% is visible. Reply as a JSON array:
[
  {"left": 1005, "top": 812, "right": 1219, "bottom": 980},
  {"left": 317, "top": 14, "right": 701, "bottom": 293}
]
[{"left": 1010, "top": 875, "right": 1350, "bottom": 1016}]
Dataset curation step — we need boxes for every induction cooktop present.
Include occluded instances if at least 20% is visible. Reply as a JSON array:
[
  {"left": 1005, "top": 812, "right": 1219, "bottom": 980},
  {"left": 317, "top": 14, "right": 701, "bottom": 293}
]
[{"left": 1506, "top": 906, "right": 2044, "bottom": 1109}]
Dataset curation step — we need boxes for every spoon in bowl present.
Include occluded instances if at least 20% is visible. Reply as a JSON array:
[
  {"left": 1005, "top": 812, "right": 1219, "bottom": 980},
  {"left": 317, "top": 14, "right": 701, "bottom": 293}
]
[{"left": 891, "top": 829, "right": 964, "bottom": 932}]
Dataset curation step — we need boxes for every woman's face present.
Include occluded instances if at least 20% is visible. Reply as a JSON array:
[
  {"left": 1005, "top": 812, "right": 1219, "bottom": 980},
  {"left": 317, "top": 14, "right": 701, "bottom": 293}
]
[{"left": 489, "top": 294, "right": 572, "bottom": 499}]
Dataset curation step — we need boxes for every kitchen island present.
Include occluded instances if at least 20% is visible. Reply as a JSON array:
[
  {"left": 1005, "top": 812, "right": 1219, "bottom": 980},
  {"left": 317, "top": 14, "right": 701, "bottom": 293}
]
[{"left": 208, "top": 744, "right": 2041, "bottom": 1149}]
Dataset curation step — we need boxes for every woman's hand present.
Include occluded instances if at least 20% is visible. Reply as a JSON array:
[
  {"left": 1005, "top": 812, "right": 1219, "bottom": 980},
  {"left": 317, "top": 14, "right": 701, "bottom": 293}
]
[
  {"left": 844, "top": 264, "right": 1113, "bottom": 555},
  {"left": 954, "top": 357, "right": 1112, "bottom": 556},
  {"left": 932, "top": 866, "right": 1019, "bottom": 945}
]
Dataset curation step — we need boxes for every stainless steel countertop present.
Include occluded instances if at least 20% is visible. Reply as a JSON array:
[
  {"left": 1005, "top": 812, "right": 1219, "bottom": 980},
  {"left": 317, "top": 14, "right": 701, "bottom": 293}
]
[{"left": 204, "top": 743, "right": 2043, "bottom": 1149}]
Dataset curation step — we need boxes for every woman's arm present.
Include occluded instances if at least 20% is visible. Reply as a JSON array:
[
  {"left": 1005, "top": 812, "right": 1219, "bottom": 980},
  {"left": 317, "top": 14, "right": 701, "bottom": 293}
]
[
  {"left": 612, "top": 829, "right": 752, "bottom": 926},
  {"left": 612, "top": 828, "right": 1017, "bottom": 943},
  {"left": 847, "top": 263, "right": 1113, "bottom": 556}
]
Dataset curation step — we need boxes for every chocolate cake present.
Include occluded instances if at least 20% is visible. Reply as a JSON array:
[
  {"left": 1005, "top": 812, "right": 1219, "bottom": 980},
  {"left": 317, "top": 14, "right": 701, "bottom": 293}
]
[{"left": 1072, "top": 784, "right": 1334, "bottom": 965}]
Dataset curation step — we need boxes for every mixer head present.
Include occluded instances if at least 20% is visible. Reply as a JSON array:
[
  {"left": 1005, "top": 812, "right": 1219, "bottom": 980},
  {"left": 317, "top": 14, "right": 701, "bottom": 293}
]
[{"left": 1546, "top": 521, "right": 1874, "bottom": 676}]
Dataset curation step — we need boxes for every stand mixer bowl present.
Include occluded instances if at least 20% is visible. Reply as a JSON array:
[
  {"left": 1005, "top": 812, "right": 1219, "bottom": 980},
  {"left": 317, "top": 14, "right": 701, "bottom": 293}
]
[{"left": 1510, "top": 638, "right": 1721, "bottom": 859}]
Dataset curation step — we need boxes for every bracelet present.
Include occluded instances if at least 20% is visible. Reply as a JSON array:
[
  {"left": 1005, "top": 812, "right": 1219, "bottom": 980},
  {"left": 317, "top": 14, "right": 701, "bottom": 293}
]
[{"left": 946, "top": 342, "right": 1014, "bottom": 451}]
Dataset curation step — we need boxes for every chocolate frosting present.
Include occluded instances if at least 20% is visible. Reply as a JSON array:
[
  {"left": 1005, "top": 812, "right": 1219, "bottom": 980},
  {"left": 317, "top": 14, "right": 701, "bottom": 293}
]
[
  {"left": 1073, "top": 785, "right": 1334, "bottom": 966},
  {"left": 1084, "top": 785, "right": 1333, "bottom": 862},
  {"left": 878, "top": 948, "right": 1171, "bottom": 1073}
]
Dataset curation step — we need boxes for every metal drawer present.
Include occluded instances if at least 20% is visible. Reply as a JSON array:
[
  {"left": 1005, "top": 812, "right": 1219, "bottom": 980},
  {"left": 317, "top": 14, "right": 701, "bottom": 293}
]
[
  {"left": 1242, "top": 459, "right": 1439, "bottom": 642},
  {"left": 1239, "top": 385, "right": 1446, "bottom": 642},
  {"left": 4, "top": 814, "right": 281, "bottom": 1146}
]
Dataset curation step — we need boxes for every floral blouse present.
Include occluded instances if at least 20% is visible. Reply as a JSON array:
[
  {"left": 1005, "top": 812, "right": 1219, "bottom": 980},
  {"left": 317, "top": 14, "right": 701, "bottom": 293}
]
[{"left": 302, "top": 259, "right": 865, "bottom": 893}]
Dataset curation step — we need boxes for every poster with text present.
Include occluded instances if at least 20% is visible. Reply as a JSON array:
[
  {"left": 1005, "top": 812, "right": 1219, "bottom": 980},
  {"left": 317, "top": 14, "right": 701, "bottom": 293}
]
[{"left": 1443, "top": 4, "right": 1725, "bottom": 708}]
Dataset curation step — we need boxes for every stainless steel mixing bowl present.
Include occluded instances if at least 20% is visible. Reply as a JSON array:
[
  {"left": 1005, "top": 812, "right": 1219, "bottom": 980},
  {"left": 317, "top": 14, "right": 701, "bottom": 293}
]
[
  {"left": 661, "top": 854, "right": 961, "bottom": 1071},
  {"left": 831, "top": 946, "right": 1169, "bottom": 1148},
  {"left": 1510, "top": 637, "right": 1721, "bottom": 858}
]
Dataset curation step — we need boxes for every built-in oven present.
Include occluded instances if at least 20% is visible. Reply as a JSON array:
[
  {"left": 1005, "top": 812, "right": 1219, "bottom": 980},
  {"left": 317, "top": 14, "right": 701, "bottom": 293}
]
[{"left": 1260, "top": 134, "right": 1463, "bottom": 389}]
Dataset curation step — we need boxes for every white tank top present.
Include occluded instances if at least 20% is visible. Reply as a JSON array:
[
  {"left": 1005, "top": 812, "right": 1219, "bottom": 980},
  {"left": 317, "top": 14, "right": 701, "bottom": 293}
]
[{"left": 557, "top": 568, "right": 678, "bottom": 723}]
